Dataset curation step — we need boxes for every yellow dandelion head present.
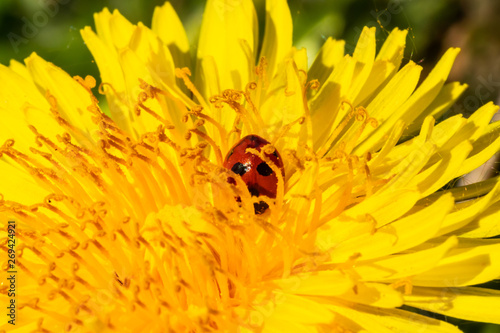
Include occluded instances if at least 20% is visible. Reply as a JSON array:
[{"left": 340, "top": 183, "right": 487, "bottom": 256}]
[{"left": 1, "top": 1, "right": 500, "bottom": 333}]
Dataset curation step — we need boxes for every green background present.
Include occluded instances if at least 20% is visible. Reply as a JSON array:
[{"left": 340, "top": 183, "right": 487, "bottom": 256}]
[{"left": 0, "top": 1, "right": 499, "bottom": 332}]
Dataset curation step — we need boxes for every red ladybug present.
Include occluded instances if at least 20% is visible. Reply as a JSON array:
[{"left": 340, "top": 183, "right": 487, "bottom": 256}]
[{"left": 223, "top": 135, "right": 285, "bottom": 214}]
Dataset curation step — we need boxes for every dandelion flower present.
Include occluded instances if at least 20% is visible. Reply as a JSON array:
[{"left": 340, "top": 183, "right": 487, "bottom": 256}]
[{"left": 2, "top": 1, "right": 500, "bottom": 332}]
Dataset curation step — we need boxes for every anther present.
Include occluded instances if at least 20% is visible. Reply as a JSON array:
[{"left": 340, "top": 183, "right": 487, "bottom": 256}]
[
  {"left": 354, "top": 107, "right": 368, "bottom": 122},
  {"left": 2, "top": 139, "right": 15, "bottom": 148},
  {"left": 308, "top": 79, "right": 321, "bottom": 90},
  {"left": 369, "top": 118, "right": 378, "bottom": 128},
  {"left": 138, "top": 92, "right": 148, "bottom": 103},
  {"left": 99, "top": 82, "right": 118, "bottom": 96},
  {"left": 246, "top": 82, "right": 257, "bottom": 91},
  {"left": 134, "top": 105, "right": 141, "bottom": 116}
]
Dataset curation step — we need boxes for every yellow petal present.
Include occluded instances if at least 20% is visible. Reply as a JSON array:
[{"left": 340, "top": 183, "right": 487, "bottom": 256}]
[
  {"left": 308, "top": 37, "right": 345, "bottom": 87},
  {"left": 354, "top": 236, "right": 458, "bottom": 281},
  {"left": 460, "top": 98, "right": 498, "bottom": 141},
  {"left": 196, "top": 0, "right": 257, "bottom": 96},
  {"left": 383, "top": 114, "right": 466, "bottom": 170},
  {"left": 376, "top": 28, "right": 407, "bottom": 65},
  {"left": 129, "top": 23, "right": 176, "bottom": 86},
  {"left": 406, "top": 287, "right": 500, "bottom": 325},
  {"left": 354, "top": 61, "right": 422, "bottom": 154},
  {"left": 354, "top": 28, "right": 408, "bottom": 106},
  {"left": 329, "top": 193, "right": 453, "bottom": 263},
  {"left": 458, "top": 103, "right": 500, "bottom": 175},
  {"left": 366, "top": 60, "right": 422, "bottom": 120},
  {"left": 356, "top": 48, "right": 460, "bottom": 154},
  {"left": 80, "top": 26, "right": 131, "bottom": 132},
  {"left": 347, "top": 27, "right": 376, "bottom": 101},
  {"left": 341, "top": 188, "right": 421, "bottom": 227},
  {"left": 259, "top": 0, "right": 293, "bottom": 81},
  {"left": 275, "top": 271, "right": 353, "bottom": 297},
  {"left": 99, "top": 8, "right": 135, "bottom": 49},
  {"left": 413, "top": 237, "right": 500, "bottom": 287},
  {"left": 368, "top": 119, "right": 405, "bottom": 168},
  {"left": 0, "top": 63, "right": 52, "bottom": 151},
  {"left": 260, "top": 293, "right": 334, "bottom": 330},
  {"left": 261, "top": 59, "right": 311, "bottom": 150},
  {"left": 292, "top": 47, "right": 308, "bottom": 73},
  {"left": 117, "top": 48, "right": 190, "bottom": 147},
  {"left": 379, "top": 193, "right": 453, "bottom": 253},
  {"left": 404, "top": 81, "right": 467, "bottom": 136},
  {"left": 410, "top": 140, "right": 472, "bottom": 197},
  {"left": 310, "top": 56, "right": 355, "bottom": 149},
  {"left": 328, "top": 303, "right": 462, "bottom": 333},
  {"left": 336, "top": 282, "right": 404, "bottom": 308},
  {"left": 399, "top": 48, "right": 460, "bottom": 123},
  {"left": 152, "top": 2, "right": 190, "bottom": 69},
  {"left": 456, "top": 200, "right": 500, "bottom": 238},
  {"left": 8, "top": 59, "right": 32, "bottom": 81},
  {"left": 379, "top": 129, "right": 436, "bottom": 192},
  {"left": 126, "top": 24, "right": 193, "bottom": 137},
  {"left": 438, "top": 180, "right": 500, "bottom": 236},
  {"left": 25, "top": 54, "right": 97, "bottom": 146}
]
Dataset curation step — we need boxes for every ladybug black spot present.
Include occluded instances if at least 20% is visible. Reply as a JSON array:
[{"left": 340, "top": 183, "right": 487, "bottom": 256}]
[
  {"left": 256, "top": 162, "right": 273, "bottom": 176},
  {"left": 248, "top": 186, "right": 260, "bottom": 197},
  {"left": 254, "top": 201, "right": 269, "bottom": 214},
  {"left": 231, "top": 162, "right": 249, "bottom": 176}
]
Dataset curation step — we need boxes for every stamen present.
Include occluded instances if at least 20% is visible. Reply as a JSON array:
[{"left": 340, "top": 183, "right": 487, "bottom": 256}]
[
  {"left": 239, "top": 39, "right": 254, "bottom": 82},
  {"left": 318, "top": 154, "right": 354, "bottom": 224},
  {"left": 175, "top": 67, "right": 209, "bottom": 110},
  {"left": 227, "top": 115, "right": 242, "bottom": 143},
  {"left": 187, "top": 105, "right": 228, "bottom": 153},
  {"left": 74, "top": 75, "right": 99, "bottom": 105},
  {"left": 244, "top": 82, "right": 258, "bottom": 112},
  {"left": 45, "top": 90, "right": 72, "bottom": 129},
  {"left": 255, "top": 56, "right": 268, "bottom": 95},
  {"left": 272, "top": 116, "right": 306, "bottom": 145},
  {"left": 309, "top": 183, "right": 323, "bottom": 232},
  {"left": 344, "top": 106, "right": 378, "bottom": 155},
  {"left": 137, "top": 100, "right": 175, "bottom": 129},
  {"left": 210, "top": 89, "right": 259, "bottom": 135},
  {"left": 317, "top": 100, "right": 355, "bottom": 157},
  {"left": 390, "top": 278, "right": 413, "bottom": 295},
  {"left": 306, "top": 79, "right": 321, "bottom": 91},
  {"left": 244, "top": 81, "right": 266, "bottom": 130},
  {"left": 99, "top": 82, "right": 125, "bottom": 105},
  {"left": 363, "top": 158, "right": 373, "bottom": 198}
]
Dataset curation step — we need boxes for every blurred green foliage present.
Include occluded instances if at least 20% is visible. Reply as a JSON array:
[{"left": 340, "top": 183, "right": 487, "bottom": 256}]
[
  {"left": 0, "top": 1, "right": 498, "bottom": 332},
  {"left": 0, "top": 0, "right": 463, "bottom": 79}
]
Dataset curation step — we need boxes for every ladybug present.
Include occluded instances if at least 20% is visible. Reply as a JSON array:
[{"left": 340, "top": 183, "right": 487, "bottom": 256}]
[{"left": 223, "top": 135, "right": 285, "bottom": 214}]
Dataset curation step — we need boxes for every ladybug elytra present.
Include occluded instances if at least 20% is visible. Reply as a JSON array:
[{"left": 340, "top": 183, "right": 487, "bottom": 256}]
[{"left": 223, "top": 135, "right": 284, "bottom": 214}]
